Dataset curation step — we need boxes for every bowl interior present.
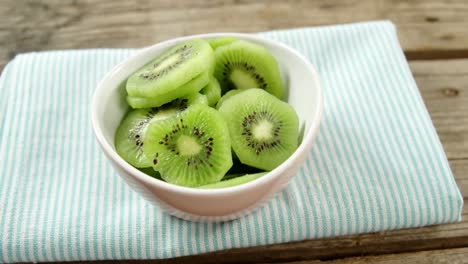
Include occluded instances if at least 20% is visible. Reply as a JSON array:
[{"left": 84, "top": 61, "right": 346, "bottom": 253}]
[{"left": 92, "top": 33, "right": 322, "bottom": 190}]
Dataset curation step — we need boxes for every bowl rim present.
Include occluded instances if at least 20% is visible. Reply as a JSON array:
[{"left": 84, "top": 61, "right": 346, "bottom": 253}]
[{"left": 91, "top": 32, "right": 324, "bottom": 196}]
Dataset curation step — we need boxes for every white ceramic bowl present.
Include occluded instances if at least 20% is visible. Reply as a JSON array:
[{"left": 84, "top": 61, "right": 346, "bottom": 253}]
[{"left": 91, "top": 33, "right": 324, "bottom": 222}]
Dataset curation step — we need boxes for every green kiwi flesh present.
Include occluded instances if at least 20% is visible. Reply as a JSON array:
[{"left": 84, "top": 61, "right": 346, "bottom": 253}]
[
  {"left": 115, "top": 93, "right": 207, "bottom": 168},
  {"left": 126, "top": 39, "right": 214, "bottom": 98},
  {"left": 214, "top": 40, "right": 284, "bottom": 98},
  {"left": 198, "top": 172, "right": 268, "bottom": 189},
  {"left": 215, "top": 89, "right": 242, "bottom": 109},
  {"left": 208, "top": 37, "right": 238, "bottom": 50},
  {"left": 143, "top": 104, "right": 232, "bottom": 187},
  {"left": 218, "top": 88, "right": 299, "bottom": 171},
  {"left": 127, "top": 72, "right": 210, "bottom": 108},
  {"left": 200, "top": 77, "right": 221, "bottom": 107}
]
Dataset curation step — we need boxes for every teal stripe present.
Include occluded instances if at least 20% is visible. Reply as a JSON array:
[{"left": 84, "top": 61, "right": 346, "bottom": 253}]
[
  {"left": 86, "top": 50, "right": 103, "bottom": 260},
  {"left": 283, "top": 30, "right": 307, "bottom": 240},
  {"left": 290, "top": 31, "right": 320, "bottom": 238},
  {"left": 339, "top": 27, "right": 403, "bottom": 230},
  {"left": 360, "top": 25, "right": 436, "bottom": 226},
  {"left": 304, "top": 30, "right": 350, "bottom": 237},
  {"left": 34, "top": 52, "right": 58, "bottom": 262},
  {"left": 352, "top": 25, "right": 419, "bottom": 228},
  {"left": 7, "top": 55, "right": 37, "bottom": 262},
  {"left": 2, "top": 55, "right": 24, "bottom": 262},
  {"left": 244, "top": 212, "right": 254, "bottom": 246},
  {"left": 49, "top": 53, "right": 68, "bottom": 261},
  {"left": 47, "top": 52, "right": 72, "bottom": 261},
  {"left": 314, "top": 28, "right": 369, "bottom": 234},
  {"left": 92, "top": 52, "right": 104, "bottom": 260},
  {"left": 0, "top": 59, "right": 16, "bottom": 263},
  {"left": 381, "top": 27, "right": 461, "bottom": 222},
  {"left": 23, "top": 54, "right": 45, "bottom": 261},
  {"left": 331, "top": 27, "right": 398, "bottom": 231},
  {"left": 377, "top": 25, "right": 452, "bottom": 223}
]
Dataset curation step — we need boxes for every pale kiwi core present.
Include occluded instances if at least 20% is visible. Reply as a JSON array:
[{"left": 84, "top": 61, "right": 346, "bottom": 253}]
[
  {"left": 148, "top": 54, "right": 181, "bottom": 76},
  {"left": 230, "top": 69, "right": 258, "bottom": 90},
  {"left": 252, "top": 120, "right": 274, "bottom": 140},
  {"left": 177, "top": 135, "right": 202, "bottom": 156}
]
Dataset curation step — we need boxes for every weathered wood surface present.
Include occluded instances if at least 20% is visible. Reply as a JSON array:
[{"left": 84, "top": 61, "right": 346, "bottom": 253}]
[
  {"left": 278, "top": 247, "right": 468, "bottom": 264},
  {"left": 1, "top": 0, "right": 468, "bottom": 70},
  {"left": 1, "top": 0, "right": 467, "bottom": 263}
]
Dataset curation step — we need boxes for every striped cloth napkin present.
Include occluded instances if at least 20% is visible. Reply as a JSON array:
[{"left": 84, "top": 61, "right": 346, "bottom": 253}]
[{"left": 0, "top": 21, "right": 463, "bottom": 263}]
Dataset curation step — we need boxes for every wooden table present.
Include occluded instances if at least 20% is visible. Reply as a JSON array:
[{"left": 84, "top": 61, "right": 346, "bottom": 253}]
[{"left": 1, "top": 1, "right": 467, "bottom": 263}]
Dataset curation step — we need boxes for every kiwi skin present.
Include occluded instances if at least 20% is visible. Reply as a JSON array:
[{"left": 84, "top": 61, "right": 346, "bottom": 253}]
[
  {"left": 200, "top": 77, "right": 222, "bottom": 107},
  {"left": 208, "top": 37, "right": 238, "bottom": 50},
  {"left": 126, "top": 72, "right": 210, "bottom": 109}
]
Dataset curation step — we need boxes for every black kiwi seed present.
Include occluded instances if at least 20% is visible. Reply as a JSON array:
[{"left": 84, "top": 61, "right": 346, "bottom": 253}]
[
  {"left": 139, "top": 45, "right": 193, "bottom": 81},
  {"left": 222, "top": 62, "right": 267, "bottom": 91},
  {"left": 241, "top": 111, "right": 282, "bottom": 155},
  {"left": 156, "top": 119, "right": 216, "bottom": 170}
]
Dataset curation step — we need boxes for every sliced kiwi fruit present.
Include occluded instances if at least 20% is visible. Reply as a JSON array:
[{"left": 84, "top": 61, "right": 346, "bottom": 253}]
[
  {"left": 198, "top": 172, "right": 268, "bottom": 189},
  {"left": 143, "top": 104, "right": 233, "bottom": 187},
  {"left": 200, "top": 77, "right": 221, "bottom": 107},
  {"left": 138, "top": 167, "right": 162, "bottom": 180},
  {"left": 214, "top": 40, "right": 284, "bottom": 98},
  {"left": 115, "top": 94, "right": 207, "bottom": 168},
  {"left": 218, "top": 88, "right": 299, "bottom": 171},
  {"left": 126, "top": 39, "right": 214, "bottom": 98},
  {"left": 208, "top": 37, "right": 238, "bottom": 50},
  {"left": 226, "top": 156, "right": 265, "bottom": 175},
  {"left": 215, "top": 89, "right": 242, "bottom": 109},
  {"left": 127, "top": 71, "right": 210, "bottom": 108}
]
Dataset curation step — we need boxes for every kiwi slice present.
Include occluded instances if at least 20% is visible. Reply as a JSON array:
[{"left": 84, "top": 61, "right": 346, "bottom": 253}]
[
  {"left": 126, "top": 73, "right": 210, "bottom": 108},
  {"left": 143, "top": 104, "right": 233, "bottom": 187},
  {"left": 214, "top": 40, "right": 284, "bottom": 98},
  {"left": 218, "top": 88, "right": 299, "bottom": 171},
  {"left": 138, "top": 167, "right": 162, "bottom": 180},
  {"left": 200, "top": 77, "right": 221, "bottom": 107},
  {"left": 126, "top": 39, "right": 214, "bottom": 98},
  {"left": 226, "top": 156, "right": 265, "bottom": 175},
  {"left": 215, "top": 89, "right": 242, "bottom": 109},
  {"left": 115, "top": 93, "right": 207, "bottom": 168},
  {"left": 198, "top": 172, "right": 268, "bottom": 189},
  {"left": 208, "top": 37, "right": 238, "bottom": 50}
]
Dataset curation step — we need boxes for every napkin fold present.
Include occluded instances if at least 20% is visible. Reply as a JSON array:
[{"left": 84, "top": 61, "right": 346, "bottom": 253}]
[{"left": 0, "top": 21, "right": 463, "bottom": 263}]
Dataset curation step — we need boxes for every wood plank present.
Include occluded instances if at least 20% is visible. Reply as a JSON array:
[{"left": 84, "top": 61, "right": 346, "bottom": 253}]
[
  {"left": 279, "top": 247, "right": 468, "bottom": 263},
  {"left": 1, "top": 0, "right": 468, "bottom": 69},
  {"left": 410, "top": 59, "right": 468, "bottom": 160},
  {"left": 2, "top": 3, "right": 468, "bottom": 262}
]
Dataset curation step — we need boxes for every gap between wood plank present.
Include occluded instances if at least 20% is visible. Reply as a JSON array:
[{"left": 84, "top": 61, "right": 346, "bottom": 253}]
[{"left": 405, "top": 50, "right": 468, "bottom": 60}]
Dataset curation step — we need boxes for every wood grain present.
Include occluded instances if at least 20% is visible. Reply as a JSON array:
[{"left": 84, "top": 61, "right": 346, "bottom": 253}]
[
  {"left": 2, "top": 1, "right": 468, "bottom": 263},
  {"left": 411, "top": 59, "right": 468, "bottom": 160},
  {"left": 278, "top": 247, "right": 468, "bottom": 263},
  {"left": 1, "top": 0, "right": 468, "bottom": 70}
]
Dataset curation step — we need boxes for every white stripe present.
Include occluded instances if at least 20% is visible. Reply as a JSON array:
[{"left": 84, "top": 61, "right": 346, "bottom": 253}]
[
  {"left": 5, "top": 55, "right": 37, "bottom": 263},
  {"left": 356, "top": 25, "right": 432, "bottom": 226},
  {"left": 376, "top": 25, "right": 447, "bottom": 224}
]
